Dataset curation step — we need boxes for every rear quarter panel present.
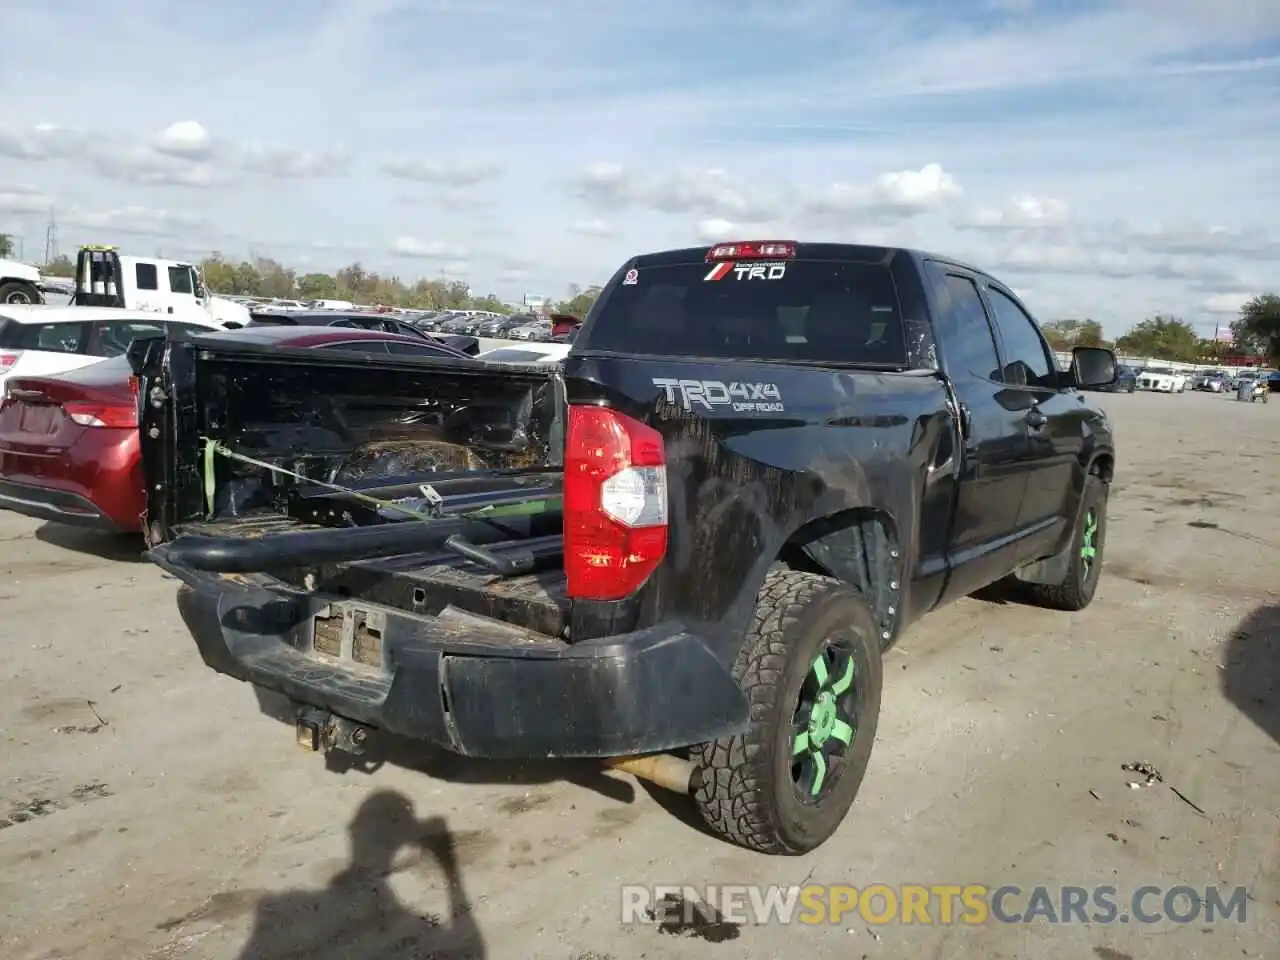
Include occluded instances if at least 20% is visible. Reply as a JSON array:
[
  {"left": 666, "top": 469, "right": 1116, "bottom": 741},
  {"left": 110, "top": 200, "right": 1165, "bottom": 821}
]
[{"left": 561, "top": 354, "right": 953, "bottom": 657}]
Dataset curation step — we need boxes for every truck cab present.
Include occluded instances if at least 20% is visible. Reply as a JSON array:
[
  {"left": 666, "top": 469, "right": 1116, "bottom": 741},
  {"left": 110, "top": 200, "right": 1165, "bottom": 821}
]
[{"left": 71, "top": 245, "right": 249, "bottom": 328}]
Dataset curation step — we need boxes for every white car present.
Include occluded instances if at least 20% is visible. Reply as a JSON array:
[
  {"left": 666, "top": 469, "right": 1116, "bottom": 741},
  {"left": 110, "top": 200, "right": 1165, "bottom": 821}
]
[
  {"left": 1136, "top": 366, "right": 1187, "bottom": 393},
  {"left": 477, "top": 343, "right": 571, "bottom": 364},
  {"left": 506, "top": 320, "right": 551, "bottom": 340},
  {"left": 0, "top": 305, "right": 227, "bottom": 394}
]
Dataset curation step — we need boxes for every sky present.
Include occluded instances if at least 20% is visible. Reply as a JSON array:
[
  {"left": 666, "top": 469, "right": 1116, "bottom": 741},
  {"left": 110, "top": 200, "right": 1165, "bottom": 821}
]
[{"left": 1, "top": 0, "right": 1277, "bottom": 338}]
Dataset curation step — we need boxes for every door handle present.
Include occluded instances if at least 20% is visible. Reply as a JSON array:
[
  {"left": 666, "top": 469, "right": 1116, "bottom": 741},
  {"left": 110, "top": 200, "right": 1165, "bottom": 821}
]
[{"left": 1025, "top": 407, "right": 1047, "bottom": 429}]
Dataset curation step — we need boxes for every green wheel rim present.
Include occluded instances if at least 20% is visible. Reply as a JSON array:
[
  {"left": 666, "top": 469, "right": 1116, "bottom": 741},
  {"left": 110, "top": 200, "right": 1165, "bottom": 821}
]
[
  {"left": 791, "top": 644, "right": 858, "bottom": 802},
  {"left": 1080, "top": 508, "right": 1098, "bottom": 579}
]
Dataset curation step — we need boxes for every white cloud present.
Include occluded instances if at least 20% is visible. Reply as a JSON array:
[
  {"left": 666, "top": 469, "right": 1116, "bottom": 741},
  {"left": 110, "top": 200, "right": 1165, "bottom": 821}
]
[
  {"left": 381, "top": 158, "right": 503, "bottom": 186},
  {"left": 155, "top": 121, "right": 213, "bottom": 160},
  {"left": 570, "top": 218, "right": 614, "bottom": 237},
  {"left": 0, "top": 185, "right": 54, "bottom": 216},
  {"left": 961, "top": 194, "right": 1070, "bottom": 230},
  {"left": 1203, "top": 292, "right": 1257, "bottom": 315},
  {"left": 571, "top": 162, "right": 963, "bottom": 226},
  {"left": 391, "top": 237, "right": 470, "bottom": 259},
  {"left": 802, "top": 164, "right": 962, "bottom": 219},
  {"left": 695, "top": 218, "right": 737, "bottom": 242},
  {"left": 0, "top": 0, "right": 1276, "bottom": 332},
  {"left": 64, "top": 206, "right": 209, "bottom": 237},
  {"left": 0, "top": 121, "right": 347, "bottom": 187}
]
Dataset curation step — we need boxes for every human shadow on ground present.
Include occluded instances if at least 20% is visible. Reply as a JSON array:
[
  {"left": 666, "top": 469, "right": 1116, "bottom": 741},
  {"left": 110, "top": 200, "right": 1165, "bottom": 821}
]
[
  {"left": 35, "top": 522, "right": 145, "bottom": 563},
  {"left": 235, "top": 789, "right": 486, "bottom": 959},
  {"left": 1221, "top": 603, "right": 1280, "bottom": 748},
  {"left": 254, "top": 687, "right": 637, "bottom": 805}
]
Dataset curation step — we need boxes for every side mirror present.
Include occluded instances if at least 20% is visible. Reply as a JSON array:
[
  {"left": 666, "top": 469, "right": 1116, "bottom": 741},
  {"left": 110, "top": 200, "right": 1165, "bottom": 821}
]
[{"left": 1072, "top": 346, "right": 1116, "bottom": 388}]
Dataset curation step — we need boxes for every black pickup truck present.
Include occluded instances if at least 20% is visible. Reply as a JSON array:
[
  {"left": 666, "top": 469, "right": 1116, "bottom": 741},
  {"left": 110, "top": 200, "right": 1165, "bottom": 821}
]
[{"left": 134, "top": 241, "right": 1118, "bottom": 855}]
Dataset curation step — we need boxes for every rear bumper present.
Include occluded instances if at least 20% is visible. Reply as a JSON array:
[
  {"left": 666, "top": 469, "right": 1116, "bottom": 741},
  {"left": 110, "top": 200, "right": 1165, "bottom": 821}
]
[
  {"left": 0, "top": 478, "right": 124, "bottom": 531},
  {"left": 155, "top": 557, "right": 749, "bottom": 759}
]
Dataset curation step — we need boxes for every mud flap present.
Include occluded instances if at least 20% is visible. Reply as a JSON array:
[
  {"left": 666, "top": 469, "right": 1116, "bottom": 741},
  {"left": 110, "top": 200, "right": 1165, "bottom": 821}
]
[{"left": 1013, "top": 543, "right": 1072, "bottom": 586}]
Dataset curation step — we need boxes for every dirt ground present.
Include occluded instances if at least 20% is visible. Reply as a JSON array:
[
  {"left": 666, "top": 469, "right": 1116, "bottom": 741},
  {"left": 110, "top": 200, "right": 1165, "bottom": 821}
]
[{"left": 1, "top": 389, "right": 1277, "bottom": 960}]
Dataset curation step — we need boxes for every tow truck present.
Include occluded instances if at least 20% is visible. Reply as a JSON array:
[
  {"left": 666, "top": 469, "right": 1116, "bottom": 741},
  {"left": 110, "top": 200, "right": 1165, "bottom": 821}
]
[{"left": 59, "top": 245, "right": 249, "bottom": 327}]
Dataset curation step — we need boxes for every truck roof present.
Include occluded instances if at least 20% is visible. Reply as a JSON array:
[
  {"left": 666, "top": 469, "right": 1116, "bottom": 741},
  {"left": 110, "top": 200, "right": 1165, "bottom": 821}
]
[
  {"left": 117, "top": 254, "right": 194, "bottom": 270},
  {"left": 630, "top": 242, "right": 989, "bottom": 277}
]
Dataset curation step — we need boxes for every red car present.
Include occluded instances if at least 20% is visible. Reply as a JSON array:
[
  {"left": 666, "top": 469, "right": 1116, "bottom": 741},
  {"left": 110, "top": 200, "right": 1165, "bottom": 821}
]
[{"left": 0, "top": 326, "right": 471, "bottom": 534}]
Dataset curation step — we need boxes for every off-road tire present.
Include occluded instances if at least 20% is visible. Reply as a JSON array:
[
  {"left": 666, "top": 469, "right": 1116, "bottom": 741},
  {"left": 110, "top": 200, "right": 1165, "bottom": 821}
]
[
  {"left": 690, "top": 568, "right": 883, "bottom": 855},
  {"left": 1023, "top": 473, "right": 1108, "bottom": 611},
  {"left": 0, "top": 280, "right": 42, "bottom": 305}
]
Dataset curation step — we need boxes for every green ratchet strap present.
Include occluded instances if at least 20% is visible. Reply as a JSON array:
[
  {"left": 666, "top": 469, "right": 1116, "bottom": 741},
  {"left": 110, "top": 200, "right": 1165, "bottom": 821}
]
[{"left": 199, "top": 438, "right": 558, "bottom": 522}]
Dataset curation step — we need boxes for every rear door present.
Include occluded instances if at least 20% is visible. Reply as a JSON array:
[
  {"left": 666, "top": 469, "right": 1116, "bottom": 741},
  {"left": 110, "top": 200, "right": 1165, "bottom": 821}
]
[{"left": 923, "top": 265, "right": 1030, "bottom": 603}]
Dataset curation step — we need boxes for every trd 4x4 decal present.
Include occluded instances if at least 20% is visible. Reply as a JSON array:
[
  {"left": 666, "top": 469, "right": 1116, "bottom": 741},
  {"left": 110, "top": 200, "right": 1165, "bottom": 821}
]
[{"left": 652, "top": 377, "right": 785, "bottom": 413}]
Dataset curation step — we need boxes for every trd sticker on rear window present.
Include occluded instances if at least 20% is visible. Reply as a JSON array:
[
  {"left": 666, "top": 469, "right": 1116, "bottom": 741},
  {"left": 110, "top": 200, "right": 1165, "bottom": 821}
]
[
  {"left": 622, "top": 269, "right": 639, "bottom": 285},
  {"left": 703, "top": 261, "right": 787, "bottom": 282}
]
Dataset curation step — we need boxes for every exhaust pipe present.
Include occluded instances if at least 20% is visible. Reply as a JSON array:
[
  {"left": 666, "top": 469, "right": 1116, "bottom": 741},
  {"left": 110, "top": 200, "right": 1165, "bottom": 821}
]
[{"left": 603, "top": 753, "right": 694, "bottom": 794}]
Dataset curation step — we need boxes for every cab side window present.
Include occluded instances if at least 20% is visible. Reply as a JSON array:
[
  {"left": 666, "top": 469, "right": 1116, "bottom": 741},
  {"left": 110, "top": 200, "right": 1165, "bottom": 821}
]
[
  {"left": 168, "top": 266, "right": 194, "bottom": 296},
  {"left": 985, "top": 288, "right": 1056, "bottom": 388},
  {"left": 135, "top": 263, "right": 159, "bottom": 291},
  {"left": 933, "top": 273, "right": 1001, "bottom": 382}
]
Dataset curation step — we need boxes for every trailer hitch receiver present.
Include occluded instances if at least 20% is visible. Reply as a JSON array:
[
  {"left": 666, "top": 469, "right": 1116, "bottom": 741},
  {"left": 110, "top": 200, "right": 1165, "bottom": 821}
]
[{"left": 294, "top": 707, "right": 371, "bottom": 756}]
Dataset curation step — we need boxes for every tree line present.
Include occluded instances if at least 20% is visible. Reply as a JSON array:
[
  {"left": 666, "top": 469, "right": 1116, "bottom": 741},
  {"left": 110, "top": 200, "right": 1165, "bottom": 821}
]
[
  {"left": 1044, "top": 297, "right": 1280, "bottom": 363},
  {"left": 15, "top": 239, "right": 603, "bottom": 318},
  {"left": 7, "top": 232, "right": 1278, "bottom": 360}
]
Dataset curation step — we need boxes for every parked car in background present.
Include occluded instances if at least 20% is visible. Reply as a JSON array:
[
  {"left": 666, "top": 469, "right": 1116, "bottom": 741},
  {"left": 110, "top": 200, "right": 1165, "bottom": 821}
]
[
  {"left": 0, "top": 306, "right": 226, "bottom": 395},
  {"left": 1136, "top": 365, "right": 1187, "bottom": 393},
  {"left": 246, "top": 309, "right": 479, "bottom": 355},
  {"left": 408, "top": 311, "right": 464, "bottom": 332},
  {"left": 1087, "top": 363, "right": 1136, "bottom": 393},
  {"left": 550, "top": 314, "right": 582, "bottom": 338},
  {"left": 1192, "top": 369, "right": 1230, "bottom": 392},
  {"left": 506, "top": 317, "right": 552, "bottom": 340},
  {"left": 0, "top": 326, "right": 472, "bottom": 535},
  {"left": 435, "top": 314, "right": 481, "bottom": 334},
  {"left": 476, "top": 342, "right": 572, "bottom": 364},
  {"left": 476, "top": 314, "right": 537, "bottom": 337}
]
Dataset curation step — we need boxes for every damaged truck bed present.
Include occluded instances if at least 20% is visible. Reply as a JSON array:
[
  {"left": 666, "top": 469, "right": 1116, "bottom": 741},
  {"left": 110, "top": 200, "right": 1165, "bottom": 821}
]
[{"left": 136, "top": 241, "right": 1119, "bottom": 855}]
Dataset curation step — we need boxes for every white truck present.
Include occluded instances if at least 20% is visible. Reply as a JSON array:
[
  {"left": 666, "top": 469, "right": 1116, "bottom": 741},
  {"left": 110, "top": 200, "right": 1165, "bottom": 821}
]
[
  {"left": 56, "top": 245, "right": 250, "bottom": 327},
  {"left": 0, "top": 258, "right": 45, "bottom": 305}
]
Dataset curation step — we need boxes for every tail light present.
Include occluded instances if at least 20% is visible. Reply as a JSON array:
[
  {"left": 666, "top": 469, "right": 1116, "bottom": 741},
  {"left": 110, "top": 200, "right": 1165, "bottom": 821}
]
[
  {"left": 63, "top": 401, "right": 138, "bottom": 428},
  {"left": 0, "top": 351, "right": 20, "bottom": 373},
  {"left": 563, "top": 405, "right": 668, "bottom": 601}
]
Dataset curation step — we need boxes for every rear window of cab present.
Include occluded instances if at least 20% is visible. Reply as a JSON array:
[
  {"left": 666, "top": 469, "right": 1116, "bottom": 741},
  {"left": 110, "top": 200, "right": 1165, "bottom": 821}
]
[{"left": 578, "top": 259, "right": 908, "bottom": 365}]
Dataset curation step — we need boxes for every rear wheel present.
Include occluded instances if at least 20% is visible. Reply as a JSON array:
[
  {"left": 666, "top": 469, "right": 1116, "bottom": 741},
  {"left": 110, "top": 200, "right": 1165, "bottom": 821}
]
[
  {"left": 1023, "top": 474, "right": 1108, "bottom": 611},
  {"left": 691, "top": 569, "right": 883, "bottom": 855}
]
